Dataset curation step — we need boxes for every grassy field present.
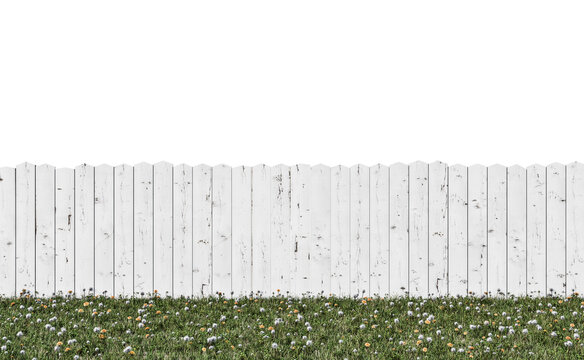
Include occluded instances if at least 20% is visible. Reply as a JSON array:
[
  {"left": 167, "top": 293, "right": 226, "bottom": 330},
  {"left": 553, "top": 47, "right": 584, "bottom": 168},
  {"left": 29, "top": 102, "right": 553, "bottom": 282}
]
[{"left": 1, "top": 292, "right": 584, "bottom": 359}]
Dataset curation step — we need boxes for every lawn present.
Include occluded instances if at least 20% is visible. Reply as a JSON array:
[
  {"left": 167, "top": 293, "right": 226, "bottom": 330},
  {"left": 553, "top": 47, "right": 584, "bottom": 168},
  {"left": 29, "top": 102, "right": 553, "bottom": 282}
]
[{"left": 1, "top": 292, "right": 583, "bottom": 359}]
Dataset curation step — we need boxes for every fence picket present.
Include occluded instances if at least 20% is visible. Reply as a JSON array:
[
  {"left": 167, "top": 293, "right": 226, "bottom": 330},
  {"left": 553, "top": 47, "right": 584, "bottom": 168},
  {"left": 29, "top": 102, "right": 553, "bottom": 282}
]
[
  {"left": 370, "top": 164, "right": 389, "bottom": 297},
  {"left": 526, "top": 165, "right": 546, "bottom": 297},
  {"left": 173, "top": 164, "right": 193, "bottom": 297},
  {"left": 213, "top": 165, "right": 232, "bottom": 297},
  {"left": 449, "top": 164, "right": 467, "bottom": 296},
  {"left": 94, "top": 165, "right": 114, "bottom": 297},
  {"left": 310, "top": 165, "right": 331, "bottom": 297},
  {"left": 75, "top": 164, "right": 94, "bottom": 296},
  {"left": 488, "top": 165, "right": 507, "bottom": 297},
  {"left": 193, "top": 165, "right": 212, "bottom": 297},
  {"left": 547, "top": 163, "right": 566, "bottom": 297},
  {"left": 507, "top": 165, "right": 527, "bottom": 296},
  {"left": 114, "top": 165, "right": 133, "bottom": 297},
  {"left": 409, "top": 161, "right": 429, "bottom": 297},
  {"left": 389, "top": 163, "right": 409, "bottom": 297},
  {"left": 134, "top": 163, "right": 153, "bottom": 297},
  {"left": 468, "top": 165, "right": 488, "bottom": 296},
  {"left": 0, "top": 167, "right": 16, "bottom": 297},
  {"left": 350, "top": 165, "right": 370, "bottom": 298},
  {"left": 232, "top": 166, "right": 252, "bottom": 297},
  {"left": 153, "top": 162, "right": 173, "bottom": 297},
  {"left": 271, "top": 165, "right": 291, "bottom": 296},
  {"left": 567, "top": 162, "right": 584, "bottom": 296},
  {"left": 331, "top": 165, "right": 350, "bottom": 297},
  {"left": 291, "top": 164, "right": 310, "bottom": 296}
]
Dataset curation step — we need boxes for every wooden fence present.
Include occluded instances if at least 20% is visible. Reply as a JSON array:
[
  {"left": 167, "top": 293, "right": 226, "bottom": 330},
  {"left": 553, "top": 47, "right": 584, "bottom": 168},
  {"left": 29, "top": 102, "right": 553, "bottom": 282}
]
[{"left": 1, "top": 162, "right": 583, "bottom": 298}]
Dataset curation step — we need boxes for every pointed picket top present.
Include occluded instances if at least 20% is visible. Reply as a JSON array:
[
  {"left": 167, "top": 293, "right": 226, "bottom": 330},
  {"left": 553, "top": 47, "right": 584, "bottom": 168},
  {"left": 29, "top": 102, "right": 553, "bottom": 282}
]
[
  {"left": 370, "top": 163, "right": 388, "bottom": 170},
  {"left": 331, "top": 164, "right": 349, "bottom": 171},
  {"left": 95, "top": 164, "right": 113, "bottom": 172},
  {"left": 311, "top": 163, "right": 329, "bottom": 171},
  {"left": 74, "top": 163, "right": 93, "bottom": 174},
  {"left": 547, "top": 162, "right": 566, "bottom": 177},
  {"left": 350, "top": 164, "right": 368, "bottom": 175},
  {"left": 409, "top": 160, "right": 428, "bottom": 167},
  {"left": 450, "top": 163, "right": 467, "bottom": 170},
  {"left": 134, "top": 162, "right": 153, "bottom": 171},
  {"left": 114, "top": 163, "right": 132, "bottom": 169},
  {"left": 469, "top": 163, "right": 487, "bottom": 170},
  {"left": 194, "top": 164, "right": 212, "bottom": 171},
  {"left": 213, "top": 164, "right": 231, "bottom": 169},
  {"left": 568, "top": 162, "right": 584, "bottom": 174}
]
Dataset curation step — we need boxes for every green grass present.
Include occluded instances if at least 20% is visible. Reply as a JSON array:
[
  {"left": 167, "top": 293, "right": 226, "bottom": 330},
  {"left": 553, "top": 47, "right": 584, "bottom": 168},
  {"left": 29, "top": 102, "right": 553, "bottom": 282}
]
[{"left": 1, "top": 293, "right": 584, "bottom": 359}]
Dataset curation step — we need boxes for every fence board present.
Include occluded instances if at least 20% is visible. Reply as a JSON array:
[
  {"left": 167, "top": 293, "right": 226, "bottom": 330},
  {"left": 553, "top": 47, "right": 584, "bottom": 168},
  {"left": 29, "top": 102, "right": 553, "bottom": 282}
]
[
  {"left": 94, "top": 165, "right": 114, "bottom": 297},
  {"left": 134, "top": 163, "right": 153, "bottom": 297},
  {"left": 232, "top": 166, "right": 252, "bottom": 297},
  {"left": 35, "top": 165, "right": 55, "bottom": 297},
  {"left": 310, "top": 165, "right": 331, "bottom": 296},
  {"left": 252, "top": 165, "right": 270, "bottom": 296},
  {"left": 350, "top": 164, "right": 370, "bottom": 298},
  {"left": 16, "top": 163, "right": 36, "bottom": 295},
  {"left": 488, "top": 165, "right": 507, "bottom": 297},
  {"left": 507, "top": 165, "right": 527, "bottom": 296},
  {"left": 428, "top": 162, "right": 448, "bottom": 297},
  {"left": 0, "top": 167, "right": 16, "bottom": 297},
  {"left": 468, "top": 165, "right": 487, "bottom": 296},
  {"left": 389, "top": 163, "right": 409, "bottom": 297},
  {"left": 449, "top": 164, "right": 467, "bottom": 296},
  {"left": 271, "top": 165, "right": 291, "bottom": 296},
  {"left": 331, "top": 165, "right": 350, "bottom": 297},
  {"left": 409, "top": 161, "right": 428, "bottom": 297},
  {"left": 74, "top": 164, "right": 94, "bottom": 297},
  {"left": 213, "top": 165, "right": 232, "bottom": 297},
  {"left": 114, "top": 165, "right": 133, "bottom": 297},
  {"left": 370, "top": 164, "right": 389, "bottom": 297},
  {"left": 55, "top": 168, "right": 74, "bottom": 296},
  {"left": 173, "top": 164, "right": 193, "bottom": 297},
  {"left": 526, "top": 165, "right": 546, "bottom": 297},
  {"left": 193, "top": 165, "right": 212, "bottom": 297},
  {"left": 547, "top": 163, "right": 566, "bottom": 297},
  {"left": 153, "top": 162, "right": 173, "bottom": 297},
  {"left": 567, "top": 162, "right": 584, "bottom": 296},
  {"left": 291, "top": 164, "right": 310, "bottom": 296}
]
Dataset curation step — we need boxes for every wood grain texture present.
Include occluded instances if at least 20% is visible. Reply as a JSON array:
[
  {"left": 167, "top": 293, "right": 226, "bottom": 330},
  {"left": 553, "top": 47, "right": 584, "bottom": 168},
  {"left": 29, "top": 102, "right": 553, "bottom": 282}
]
[
  {"left": 389, "top": 163, "right": 409, "bottom": 297},
  {"left": 488, "top": 165, "right": 507, "bottom": 297},
  {"left": 232, "top": 166, "right": 252, "bottom": 297},
  {"left": 153, "top": 162, "right": 173, "bottom": 297},
  {"left": 526, "top": 165, "right": 546, "bottom": 297},
  {"left": 55, "top": 168, "right": 74, "bottom": 296},
  {"left": 507, "top": 165, "right": 527, "bottom": 296},
  {"left": 193, "top": 165, "right": 212, "bottom": 297},
  {"left": 114, "top": 165, "right": 133, "bottom": 297},
  {"left": 409, "top": 161, "right": 428, "bottom": 297},
  {"left": 331, "top": 166, "right": 350, "bottom": 297},
  {"left": 0, "top": 167, "right": 16, "bottom": 297},
  {"left": 134, "top": 163, "right": 153, "bottom": 297},
  {"left": 429, "top": 162, "right": 448, "bottom": 297},
  {"left": 370, "top": 164, "right": 389, "bottom": 297},
  {"left": 547, "top": 163, "right": 566, "bottom": 297},
  {"left": 350, "top": 164, "right": 369, "bottom": 297},
  {"left": 448, "top": 164, "right": 467, "bottom": 296},
  {"left": 94, "top": 165, "right": 114, "bottom": 297},
  {"left": 2, "top": 162, "right": 584, "bottom": 299},
  {"left": 173, "top": 164, "right": 193, "bottom": 297}
]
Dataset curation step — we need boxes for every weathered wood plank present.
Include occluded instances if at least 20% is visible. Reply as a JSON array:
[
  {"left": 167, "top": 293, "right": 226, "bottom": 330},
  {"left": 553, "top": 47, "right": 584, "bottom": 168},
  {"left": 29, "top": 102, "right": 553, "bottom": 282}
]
[
  {"left": 331, "top": 165, "right": 350, "bottom": 297},
  {"left": 94, "top": 165, "right": 114, "bottom": 297},
  {"left": 409, "top": 161, "right": 428, "bottom": 297},
  {"left": 153, "top": 162, "right": 173, "bottom": 297},
  {"left": 270, "top": 165, "right": 291, "bottom": 296},
  {"left": 252, "top": 165, "right": 271, "bottom": 296},
  {"left": 488, "top": 165, "right": 507, "bottom": 297},
  {"left": 448, "top": 164, "right": 467, "bottom": 296},
  {"left": 212, "top": 165, "right": 231, "bottom": 297},
  {"left": 468, "top": 165, "right": 487, "bottom": 297},
  {"left": 193, "top": 165, "right": 212, "bottom": 298},
  {"left": 134, "top": 163, "right": 153, "bottom": 297},
  {"left": 0, "top": 167, "right": 16, "bottom": 297},
  {"left": 370, "top": 164, "right": 389, "bottom": 297},
  {"left": 547, "top": 163, "right": 566, "bottom": 297},
  {"left": 389, "top": 163, "right": 409, "bottom": 297},
  {"left": 75, "top": 164, "right": 94, "bottom": 297},
  {"left": 429, "top": 162, "right": 448, "bottom": 297},
  {"left": 507, "top": 165, "right": 527, "bottom": 296},
  {"left": 35, "top": 165, "right": 55, "bottom": 297},
  {"left": 55, "top": 168, "right": 74, "bottom": 296},
  {"left": 310, "top": 165, "right": 331, "bottom": 297},
  {"left": 567, "top": 162, "right": 584, "bottom": 296},
  {"left": 350, "top": 164, "right": 369, "bottom": 297},
  {"left": 232, "top": 166, "right": 252, "bottom": 297},
  {"left": 526, "top": 165, "right": 546, "bottom": 297},
  {"left": 114, "top": 165, "right": 133, "bottom": 297},
  {"left": 173, "top": 164, "right": 193, "bottom": 297}
]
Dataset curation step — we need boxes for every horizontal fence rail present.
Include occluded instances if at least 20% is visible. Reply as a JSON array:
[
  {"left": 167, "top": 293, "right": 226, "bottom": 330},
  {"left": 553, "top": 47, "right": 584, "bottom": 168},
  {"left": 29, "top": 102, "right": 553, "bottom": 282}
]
[{"left": 0, "top": 162, "right": 583, "bottom": 298}]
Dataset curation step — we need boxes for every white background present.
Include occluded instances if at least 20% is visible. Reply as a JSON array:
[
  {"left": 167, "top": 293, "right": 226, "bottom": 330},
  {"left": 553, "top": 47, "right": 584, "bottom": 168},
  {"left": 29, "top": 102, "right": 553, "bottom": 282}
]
[{"left": 1, "top": 1, "right": 583, "bottom": 167}]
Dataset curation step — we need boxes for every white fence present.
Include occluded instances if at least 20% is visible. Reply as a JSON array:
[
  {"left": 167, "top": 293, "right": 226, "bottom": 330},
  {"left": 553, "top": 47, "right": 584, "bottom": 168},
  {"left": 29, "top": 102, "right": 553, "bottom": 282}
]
[{"left": 0, "top": 162, "right": 583, "bottom": 298}]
